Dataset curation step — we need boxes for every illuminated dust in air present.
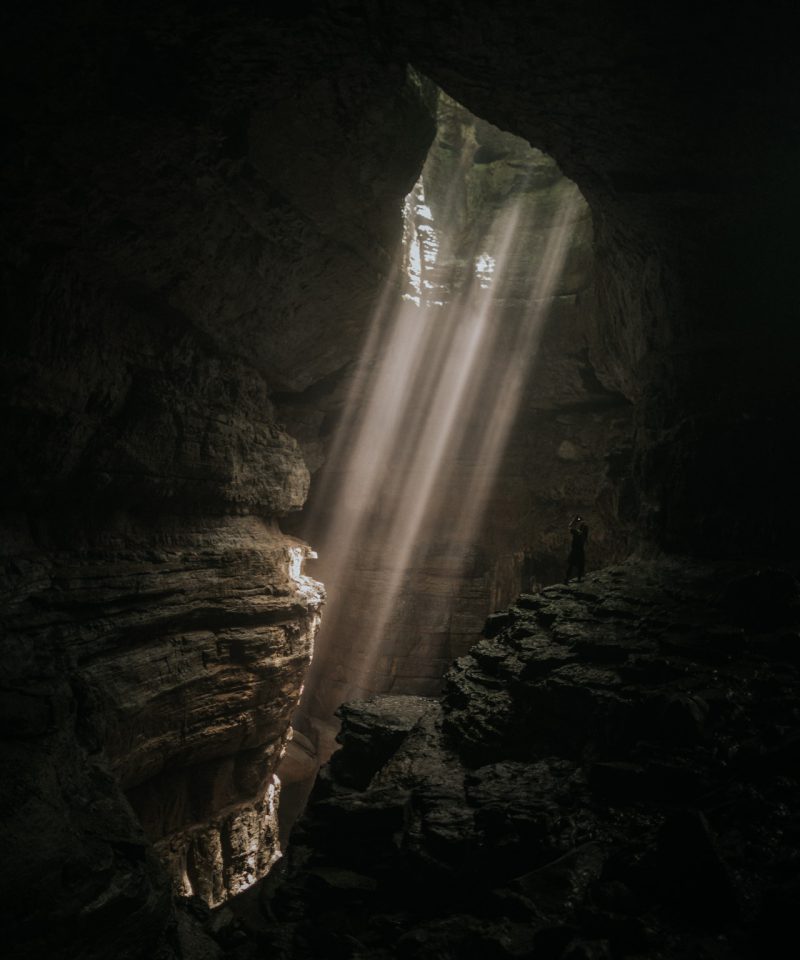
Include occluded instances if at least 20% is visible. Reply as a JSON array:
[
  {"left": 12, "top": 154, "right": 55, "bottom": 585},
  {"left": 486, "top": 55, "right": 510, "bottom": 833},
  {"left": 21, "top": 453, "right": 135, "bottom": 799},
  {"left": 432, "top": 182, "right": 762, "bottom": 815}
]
[{"left": 295, "top": 113, "right": 584, "bottom": 759}]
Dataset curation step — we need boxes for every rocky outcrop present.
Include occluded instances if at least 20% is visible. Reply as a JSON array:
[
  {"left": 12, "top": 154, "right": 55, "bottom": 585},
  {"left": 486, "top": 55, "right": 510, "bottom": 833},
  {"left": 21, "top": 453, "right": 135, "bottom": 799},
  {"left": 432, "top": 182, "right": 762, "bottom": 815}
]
[
  {"left": 98, "top": 521, "right": 323, "bottom": 907},
  {"left": 264, "top": 561, "right": 800, "bottom": 958},
  {"left": 1, "top": 4, "right": 434, "bottom": 955},
  {"left": 1, "top": 516, "right": 322, "bottom": 951}
]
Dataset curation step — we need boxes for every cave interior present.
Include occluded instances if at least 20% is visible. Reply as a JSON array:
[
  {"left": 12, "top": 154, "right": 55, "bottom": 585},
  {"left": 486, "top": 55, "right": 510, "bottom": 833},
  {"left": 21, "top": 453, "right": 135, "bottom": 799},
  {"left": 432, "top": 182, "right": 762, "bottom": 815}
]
[{"left": 2, "top": 2, "right": 799, "bottom": 959}]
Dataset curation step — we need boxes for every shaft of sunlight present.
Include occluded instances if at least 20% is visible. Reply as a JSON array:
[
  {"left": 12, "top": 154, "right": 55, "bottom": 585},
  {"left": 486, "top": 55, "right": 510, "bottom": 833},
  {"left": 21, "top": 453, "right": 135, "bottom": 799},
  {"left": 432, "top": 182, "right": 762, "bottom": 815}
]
[
  {"left": 450, "top": 189, "right": 582, "bottom": 552},
  {"left": 301, "top": 152, "right": 583, "bottom": 718},
  {"left": 351, "top": 200, "right": 531, "bottom": 690}
]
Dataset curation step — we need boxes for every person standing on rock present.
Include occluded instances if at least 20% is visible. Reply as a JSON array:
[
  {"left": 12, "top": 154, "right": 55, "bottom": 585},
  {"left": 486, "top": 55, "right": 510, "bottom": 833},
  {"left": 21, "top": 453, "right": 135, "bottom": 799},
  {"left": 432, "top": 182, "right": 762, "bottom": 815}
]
[{"left": 565, "top": 515, "right": 588, "bottom": 582}]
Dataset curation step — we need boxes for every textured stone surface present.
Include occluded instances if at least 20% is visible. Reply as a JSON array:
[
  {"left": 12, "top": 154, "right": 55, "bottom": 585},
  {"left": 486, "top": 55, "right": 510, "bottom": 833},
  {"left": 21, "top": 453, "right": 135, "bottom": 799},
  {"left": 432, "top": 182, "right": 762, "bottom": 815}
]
[
  {"left": 262, "top": 560, "right": 800, "bottom": 958},
  {"left": 0, "top": 516, "right": 323, "bottom": 948},
  {"left": 1, "top": 3, "right": 433, "bottom": 955}
]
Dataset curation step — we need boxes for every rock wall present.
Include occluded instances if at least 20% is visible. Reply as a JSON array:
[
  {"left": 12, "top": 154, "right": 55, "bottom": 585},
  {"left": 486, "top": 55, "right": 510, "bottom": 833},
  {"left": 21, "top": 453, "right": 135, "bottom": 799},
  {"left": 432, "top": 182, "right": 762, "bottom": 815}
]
[
  {"left": 1, "top": 516, "right": 321, "bottom": 941},
  {"left": 1, "top": 3, "right": 434, "bottom": 954},
  {"left": 371, "top": 0, "right": 799, "bottom": 557}
]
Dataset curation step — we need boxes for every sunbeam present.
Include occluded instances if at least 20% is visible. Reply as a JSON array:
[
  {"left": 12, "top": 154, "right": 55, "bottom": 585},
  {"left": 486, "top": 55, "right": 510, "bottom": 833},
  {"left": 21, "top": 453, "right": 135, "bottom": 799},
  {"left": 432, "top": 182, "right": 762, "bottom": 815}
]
[{"left": 293, "top": 101, "right": 588, "bottom": 761}]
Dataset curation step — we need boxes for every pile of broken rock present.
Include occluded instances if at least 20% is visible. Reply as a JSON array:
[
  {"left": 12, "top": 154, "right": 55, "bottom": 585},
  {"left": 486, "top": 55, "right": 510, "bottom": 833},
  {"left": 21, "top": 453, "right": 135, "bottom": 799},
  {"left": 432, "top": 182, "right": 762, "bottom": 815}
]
[{"left": 243, "top": 560, "right": 798, "bottom": 959}]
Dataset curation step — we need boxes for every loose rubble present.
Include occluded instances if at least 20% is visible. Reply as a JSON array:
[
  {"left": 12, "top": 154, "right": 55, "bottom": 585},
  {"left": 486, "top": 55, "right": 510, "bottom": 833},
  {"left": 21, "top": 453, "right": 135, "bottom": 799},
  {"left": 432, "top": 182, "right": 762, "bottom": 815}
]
[{"left": 249, "top": 559, "right": 800, "bottom": 959}]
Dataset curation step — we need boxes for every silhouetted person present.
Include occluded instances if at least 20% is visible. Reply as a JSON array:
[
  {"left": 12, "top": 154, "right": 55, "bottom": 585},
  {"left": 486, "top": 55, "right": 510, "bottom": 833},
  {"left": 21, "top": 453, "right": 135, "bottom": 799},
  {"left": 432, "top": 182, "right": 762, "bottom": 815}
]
[
  {"left": 565, "top": 515, "right": 588, "bottom": 582},
  {"left": 521, "top": 549, "right": 538, "bottom": 594}
]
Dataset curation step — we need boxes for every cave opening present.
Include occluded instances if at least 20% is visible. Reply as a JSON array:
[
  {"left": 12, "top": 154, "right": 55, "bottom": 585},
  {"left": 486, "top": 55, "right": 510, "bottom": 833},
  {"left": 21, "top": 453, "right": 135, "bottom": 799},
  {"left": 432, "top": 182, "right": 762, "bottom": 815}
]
[{"left": 276, "top": 84, "right": 631, "bottom": 841}]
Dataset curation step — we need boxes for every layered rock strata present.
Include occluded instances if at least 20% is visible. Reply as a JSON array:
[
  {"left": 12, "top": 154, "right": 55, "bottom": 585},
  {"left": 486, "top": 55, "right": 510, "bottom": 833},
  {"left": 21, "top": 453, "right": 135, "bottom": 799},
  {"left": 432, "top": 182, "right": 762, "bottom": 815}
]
[
  {"left": 1, "top": 516, "right": 322, "bottom": 951},
  {"left": 1, "top": 4, "right": 435, "bottom": 954},
  {"left": 262, "top": 561, "right": 800, "bottom": 958}
]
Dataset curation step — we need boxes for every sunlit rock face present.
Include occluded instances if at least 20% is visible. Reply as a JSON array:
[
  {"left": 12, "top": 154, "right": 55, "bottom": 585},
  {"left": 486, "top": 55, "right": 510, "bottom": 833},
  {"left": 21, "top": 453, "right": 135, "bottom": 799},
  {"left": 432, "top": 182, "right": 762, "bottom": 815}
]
[
  {"left": 282, "top": 94, "right": 634, "bottom": 785},
  {"left": 1, "top": 5, "right": 433, "bottom": 954},
  {"left": 96, "top": 521, "right": 322, "bottom": 907}
]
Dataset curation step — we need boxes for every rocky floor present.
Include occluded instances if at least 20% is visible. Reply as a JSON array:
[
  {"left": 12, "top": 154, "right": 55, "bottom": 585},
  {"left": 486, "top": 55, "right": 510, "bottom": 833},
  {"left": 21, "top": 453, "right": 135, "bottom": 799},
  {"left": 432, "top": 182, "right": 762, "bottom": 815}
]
[{"left": 182, "top": 559, "right": 799, "bottom": 958}]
